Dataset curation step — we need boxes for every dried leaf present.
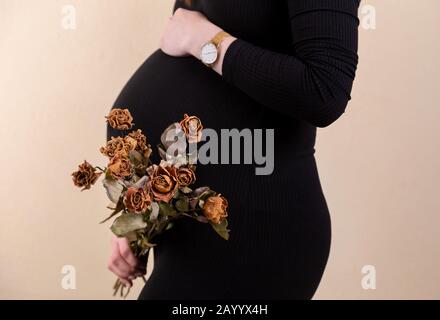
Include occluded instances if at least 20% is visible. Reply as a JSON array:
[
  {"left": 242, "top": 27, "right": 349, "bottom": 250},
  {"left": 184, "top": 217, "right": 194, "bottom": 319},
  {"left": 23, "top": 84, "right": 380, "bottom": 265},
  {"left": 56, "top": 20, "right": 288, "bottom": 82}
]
[
  {"left": 175, "top": 197, "right": 190, "bottom": 212},
  {"left": 196, "top": 215, "right": 209, "bottom": 223},
  {"left": 158, "top": 201, "right": 178, "bottom": 217},
  {"left": 111, "top": 214, "right": 147, "bottom": 237},
  {"left": 199, "top": 190, "right": 216, "bottom": 201},
  {"left": 160, "top": 123, "right": 185, "bottom": 150},
  {"left": 192, "top": 187, "right": 210, "bottom": 197},
  {"left": 103, "top": 177, "right": 124, "bottom": 204},
  {"left": 165, "top": 222, "right": 174, "bottom": 230},
  {"left": 210, "top": 219, "right": 229, "bottom": 240},
  {"left": 189, "top": 197, "right": 199, "bottom": 210},
  {"left": 180, "top": 186, "right": 192, "bottom": 194},
  {"left": 129, "top": 175, "right": 149, "bottom": 189},
  {"left": 100, "top": 198, "right": 125, "bottom": 224},
  {"left": 150, "top": 202, "right": 159, "bottom": 221}
]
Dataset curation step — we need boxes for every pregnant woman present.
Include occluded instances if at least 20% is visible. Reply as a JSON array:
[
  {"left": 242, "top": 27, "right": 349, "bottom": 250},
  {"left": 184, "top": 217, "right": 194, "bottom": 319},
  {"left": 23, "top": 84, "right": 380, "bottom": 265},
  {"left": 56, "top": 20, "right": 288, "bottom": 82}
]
[{"left": 107, "top": 0, "right": 360, "bottom": 299}]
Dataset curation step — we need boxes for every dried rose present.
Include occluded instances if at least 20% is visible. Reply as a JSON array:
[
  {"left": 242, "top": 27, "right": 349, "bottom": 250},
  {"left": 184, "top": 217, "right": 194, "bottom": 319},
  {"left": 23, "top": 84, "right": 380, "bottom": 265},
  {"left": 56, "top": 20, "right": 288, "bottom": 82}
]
[
  {"left": 106, "top": 108, "right": 133, "bottom": 130},
  {"left": 124, "top": 187, "right": 151, "bottom": 214},
  {"left": 128, "top": 130, "right": 147, "bottom": 151},
  {"left": 148, "top": 165, "right": 179, "bottom": 202},
  {"left": 107, "top": 154, "right": 133, "bottom": 179},
  {"left": 100, "top": 136, "right": 135, "bottom": 158},
  {"left": 179, "top": 114, "right": 203, "bottom": 143},
  {"left": 128, "top": 129, "right": 152, "bottom": 157},
  {"left": 124, "top": 136, "right": 138, "bottom": 152},
  {"left": 72, "top": 161, "right": 102, "bottom": 190},
  {"left": 176, "top": 167, "right": 196, "bottom": 187},
  {"left": 203, "top": 195, "right": 228, "bottom": 224}
]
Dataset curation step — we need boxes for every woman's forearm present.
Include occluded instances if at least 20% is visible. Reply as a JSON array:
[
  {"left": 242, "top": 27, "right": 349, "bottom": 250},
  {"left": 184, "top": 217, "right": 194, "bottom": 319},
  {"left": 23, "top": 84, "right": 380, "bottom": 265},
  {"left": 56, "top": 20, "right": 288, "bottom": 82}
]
[{"left": 160, "top": 4, "right": 359, "bottom": 128}]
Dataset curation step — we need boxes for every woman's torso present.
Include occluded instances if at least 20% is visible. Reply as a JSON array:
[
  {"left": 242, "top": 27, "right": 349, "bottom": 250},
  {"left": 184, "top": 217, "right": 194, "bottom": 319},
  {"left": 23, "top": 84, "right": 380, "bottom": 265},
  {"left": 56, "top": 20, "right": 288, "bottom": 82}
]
[{"left": 110, "top": 0, "right": 331, "bottom": 299}]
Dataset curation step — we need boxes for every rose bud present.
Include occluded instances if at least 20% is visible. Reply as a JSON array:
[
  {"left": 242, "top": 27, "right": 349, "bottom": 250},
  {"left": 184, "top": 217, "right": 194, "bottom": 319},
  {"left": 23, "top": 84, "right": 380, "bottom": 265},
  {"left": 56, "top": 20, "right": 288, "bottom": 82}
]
[{"left": 179, "top": 114, "right": 203, "bottom": 144}]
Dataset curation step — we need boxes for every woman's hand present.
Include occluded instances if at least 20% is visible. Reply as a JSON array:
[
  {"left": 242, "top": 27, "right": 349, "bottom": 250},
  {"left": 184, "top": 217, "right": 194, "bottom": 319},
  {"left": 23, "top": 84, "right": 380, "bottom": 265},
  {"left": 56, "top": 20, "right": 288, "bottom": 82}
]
[
  {"left": 107, "top": 235, "right": 146, "bottom": 287},
  {"left": 160, "top": 8, "right": 222, "bottom": 58}
]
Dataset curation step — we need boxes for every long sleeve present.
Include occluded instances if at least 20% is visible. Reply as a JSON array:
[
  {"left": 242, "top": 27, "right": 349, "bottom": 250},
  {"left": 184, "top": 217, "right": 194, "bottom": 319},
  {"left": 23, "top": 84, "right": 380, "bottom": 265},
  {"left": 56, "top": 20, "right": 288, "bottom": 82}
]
[{"left": 222, "top": 0, "right": 360, "bottom": 128}]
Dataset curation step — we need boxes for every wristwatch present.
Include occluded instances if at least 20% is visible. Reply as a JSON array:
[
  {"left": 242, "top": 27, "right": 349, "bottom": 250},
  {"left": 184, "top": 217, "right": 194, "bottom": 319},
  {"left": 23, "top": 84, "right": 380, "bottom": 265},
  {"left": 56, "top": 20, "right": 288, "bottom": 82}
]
[{"left": 200, "top": 31, "right": 231, "bottom": 67}]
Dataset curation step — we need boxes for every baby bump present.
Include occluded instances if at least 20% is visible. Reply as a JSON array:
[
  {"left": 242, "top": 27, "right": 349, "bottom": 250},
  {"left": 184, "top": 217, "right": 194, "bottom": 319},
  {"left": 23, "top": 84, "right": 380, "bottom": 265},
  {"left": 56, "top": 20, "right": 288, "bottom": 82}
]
[{"left": 112, "top": 50, "right": 266, "bottom": 144}]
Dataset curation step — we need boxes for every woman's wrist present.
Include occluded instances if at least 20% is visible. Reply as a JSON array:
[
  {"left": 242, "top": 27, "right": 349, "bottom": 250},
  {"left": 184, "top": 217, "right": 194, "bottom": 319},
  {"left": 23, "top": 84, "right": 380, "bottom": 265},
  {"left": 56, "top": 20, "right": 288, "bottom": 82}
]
[
  {"left": 181, "top": 14, "right": 237, "bottom": 75},
  {"left": 186, "top": 20, "right": 223, "bottom": 58},
  {"left": 211, "top": 36, "right": 236, "bottom": 75}
]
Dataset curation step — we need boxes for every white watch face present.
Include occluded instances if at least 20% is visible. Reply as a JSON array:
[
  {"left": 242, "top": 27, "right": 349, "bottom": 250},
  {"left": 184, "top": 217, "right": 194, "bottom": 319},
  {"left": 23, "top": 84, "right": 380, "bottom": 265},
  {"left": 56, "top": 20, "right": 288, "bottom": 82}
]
[{"left": 201, "top": 43, "right": 218, "bottom": 65}]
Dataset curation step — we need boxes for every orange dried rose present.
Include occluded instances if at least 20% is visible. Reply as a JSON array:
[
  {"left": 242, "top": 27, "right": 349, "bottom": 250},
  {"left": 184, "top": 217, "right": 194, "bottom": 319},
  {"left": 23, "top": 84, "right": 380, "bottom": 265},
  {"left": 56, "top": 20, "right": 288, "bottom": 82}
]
[
  {"left": 176, "top": 167, "right": 196, "bottom": 187},
  {"left": 106, "top": 108, "right": 133, "bottom": 130},
  {"left": 72, "top": 161, "right": 102, "bottom": 190},
  {"left": 123, "top": 136, "right": 138, "bottom": 152},
  {"left": 203, "top": 195, "right": 228, "bottom": 224},
  {"left": 128, "top": 130, "right": 148, "bottom": 151},
  {"left": 124, "top": 187, "right": 151, "bottom": 214},
  {"left": 128, "top": 129, "right": 152, "bottom": 157},
  {"left": 148, "top": 165, "right": 179, "bottom": 202},
  {"left": 179, "top": 114, "right": 203, "bottom": 143},
  {"left": 107, "top": 154, "right": 133, "bottom": 179},
  {"left": 100, "top": 136, "right": 136, "bottom": 158}
]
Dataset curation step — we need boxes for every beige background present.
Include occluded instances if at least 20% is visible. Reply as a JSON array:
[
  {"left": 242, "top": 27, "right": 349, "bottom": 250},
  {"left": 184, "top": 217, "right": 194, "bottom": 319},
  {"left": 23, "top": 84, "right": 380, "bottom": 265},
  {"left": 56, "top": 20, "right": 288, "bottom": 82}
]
[{"left": 0, "top": 0, "right": 439, "bottom": 299}]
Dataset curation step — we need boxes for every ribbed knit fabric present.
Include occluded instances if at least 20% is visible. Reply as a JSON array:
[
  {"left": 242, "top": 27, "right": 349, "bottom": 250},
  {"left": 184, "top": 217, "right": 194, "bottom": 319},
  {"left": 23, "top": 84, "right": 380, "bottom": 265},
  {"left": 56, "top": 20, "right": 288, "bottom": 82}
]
[{"left": 107, "top": 0, "right": 359, "bottom": 300}]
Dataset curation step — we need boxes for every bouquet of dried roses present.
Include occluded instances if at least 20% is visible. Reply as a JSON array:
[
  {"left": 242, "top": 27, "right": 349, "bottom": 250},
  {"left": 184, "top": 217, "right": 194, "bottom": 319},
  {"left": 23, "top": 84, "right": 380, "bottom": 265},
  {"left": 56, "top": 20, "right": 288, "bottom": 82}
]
[{"left": 71, "top": 109, "right": 229, "bottom": 297}]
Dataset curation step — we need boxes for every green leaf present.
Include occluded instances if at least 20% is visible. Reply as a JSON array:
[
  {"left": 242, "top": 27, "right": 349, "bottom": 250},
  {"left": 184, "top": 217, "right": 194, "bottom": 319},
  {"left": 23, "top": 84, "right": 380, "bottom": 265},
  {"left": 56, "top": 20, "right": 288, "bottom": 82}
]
[
  {"left": 199, "top": 190, "right": 216, "bottom": 201},
  {"left": 173, "top": 189, "right": 181, "bottom": 199},
  {"left": 124, "top": 231, "right": 138, "bottom": 242},
  {"left": 165, "top": 222, "right": 174, "bottom": 230},
  {"left": 175, "top": 197, "right": 190, "bottom": 212},
  {"left": 158, "top": 201, "right": 178, "bottom": 217},
  {"left": 102, "top": 177, "right": 124, "bottom": 204},
  {"left": 180, "top": 186, "right": 193, "bottom": 194},
  {"left": 111, "top": 213, "right": 147, "bottom": 237},
  {"left": 210, "top": 219, "right": 229, "bottom": 240},
  {"left": 129, "top": 150, "right": 148, "bottom": 176}
]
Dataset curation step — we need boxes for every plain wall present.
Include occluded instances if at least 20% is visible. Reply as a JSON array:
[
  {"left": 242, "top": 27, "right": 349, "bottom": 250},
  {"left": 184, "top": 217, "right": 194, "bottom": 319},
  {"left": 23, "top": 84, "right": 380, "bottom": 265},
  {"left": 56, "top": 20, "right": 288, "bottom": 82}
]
[{"left": 0, "top": 0, "right": 439, "bottom": 299}]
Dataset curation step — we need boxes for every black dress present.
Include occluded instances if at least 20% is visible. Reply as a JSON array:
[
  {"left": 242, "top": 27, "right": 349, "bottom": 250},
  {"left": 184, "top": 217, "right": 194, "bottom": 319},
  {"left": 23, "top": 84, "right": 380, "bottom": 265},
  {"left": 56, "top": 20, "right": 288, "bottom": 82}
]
[{"left": 107, "top": 0, "right": 359, "bottom": 299}]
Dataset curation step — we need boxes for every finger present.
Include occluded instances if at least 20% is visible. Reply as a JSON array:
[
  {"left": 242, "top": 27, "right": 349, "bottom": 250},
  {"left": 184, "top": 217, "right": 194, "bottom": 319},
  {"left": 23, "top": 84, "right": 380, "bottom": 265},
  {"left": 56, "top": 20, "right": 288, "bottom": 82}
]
[
  {"left": 117, "top": 238, "right": 140, "bottom": 269},
  {"left": 108, "top": 263, "right": 132, "bottom": 287},
  {"left": 134, "top": 266, "right": 147, "bottom": 277},
  {"left": 108, "top": 251, "right": 132, "bottom": 277},
  {"left": 109, "top": 239, "right": 135, "bottom": 277}
]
